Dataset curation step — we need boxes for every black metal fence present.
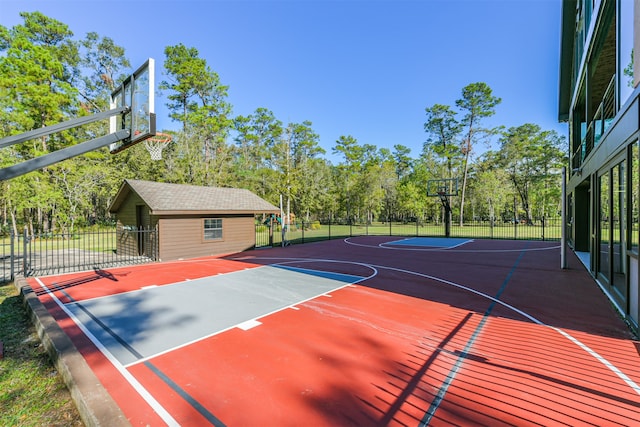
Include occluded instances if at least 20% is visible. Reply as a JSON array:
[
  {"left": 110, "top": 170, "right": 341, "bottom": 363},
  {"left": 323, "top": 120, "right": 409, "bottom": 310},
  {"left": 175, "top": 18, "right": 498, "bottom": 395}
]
[
  {"left": 1, "top": 216, "right": 562, "bottom": 283},
  {"left": 1, "top": 228, "right": 157, "bottom": 283},
  {"left": 256, "top": 216, "right": 562, "bottom": 248}
]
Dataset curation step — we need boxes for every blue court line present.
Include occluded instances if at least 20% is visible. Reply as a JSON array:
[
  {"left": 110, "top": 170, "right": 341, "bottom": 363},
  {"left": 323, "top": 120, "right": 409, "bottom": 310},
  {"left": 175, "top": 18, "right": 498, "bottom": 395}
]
[
  {"left": 419, "top": 242, "right": 529, "bottom": 425},
  {"left": 384, "top": 237, "right": 471, "bottom": 248},
  {"left": 144, "top": 362, "right": 227, "bottom": 427}
]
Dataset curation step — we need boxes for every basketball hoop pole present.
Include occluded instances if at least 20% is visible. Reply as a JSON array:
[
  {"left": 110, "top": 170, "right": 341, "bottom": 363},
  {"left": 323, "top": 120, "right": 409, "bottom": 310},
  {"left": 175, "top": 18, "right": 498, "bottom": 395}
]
[
  {"left": 0, "top": 106, "right": 129, "bottom": 150},
  {"left": 0, "top": 128, "right": 131, "bottom": 181},
  {"left": 0, "top": 58, "right": 155, "bottom": 181},
  {"left": 437, "top": 191, "right": 452, "bottom": 237}
]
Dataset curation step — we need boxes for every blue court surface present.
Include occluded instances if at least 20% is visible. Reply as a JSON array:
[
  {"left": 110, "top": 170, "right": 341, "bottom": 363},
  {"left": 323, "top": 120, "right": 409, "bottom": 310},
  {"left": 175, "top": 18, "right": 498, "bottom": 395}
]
[{"left": 384, "top": 237, "right": 472, "bottom": 248}]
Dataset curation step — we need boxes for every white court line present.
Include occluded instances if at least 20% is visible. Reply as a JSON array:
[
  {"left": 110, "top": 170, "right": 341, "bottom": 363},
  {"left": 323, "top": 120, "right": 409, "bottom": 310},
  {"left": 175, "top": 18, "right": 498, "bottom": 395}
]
[
  {"left": 34, "top": 278, "right": 180, "bottom": 426},
  {"left": 237, "top": 319, "right": 262, "bottom": 331},
  {"left": 246, "top": 255, "right": 640, "bottom": 397}
]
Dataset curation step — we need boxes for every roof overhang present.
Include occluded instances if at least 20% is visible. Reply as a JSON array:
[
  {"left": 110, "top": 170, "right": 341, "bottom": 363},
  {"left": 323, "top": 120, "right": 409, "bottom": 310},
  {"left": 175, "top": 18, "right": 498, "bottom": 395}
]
[
  {"left": 558, "top": 0, "right": 577, "bottom": 122},
  {"left": 151, "top": 209, "right": 280, "bottom": 216},
  {"left": 108, "top": 180, "right": 132, "bottom": 213}
]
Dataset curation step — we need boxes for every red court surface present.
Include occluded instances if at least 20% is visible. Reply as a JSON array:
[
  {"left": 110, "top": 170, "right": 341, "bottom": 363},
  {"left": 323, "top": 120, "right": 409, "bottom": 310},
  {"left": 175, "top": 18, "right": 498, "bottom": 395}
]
[{"left": 26, "top": 237, "right": 640, "bottom": 426}]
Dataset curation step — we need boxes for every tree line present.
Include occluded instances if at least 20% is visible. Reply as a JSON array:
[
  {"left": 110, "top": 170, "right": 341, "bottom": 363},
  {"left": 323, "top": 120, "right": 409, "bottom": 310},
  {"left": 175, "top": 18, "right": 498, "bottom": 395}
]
[{"left": 0, "top": 12, "right": 567, "bottom": 235}]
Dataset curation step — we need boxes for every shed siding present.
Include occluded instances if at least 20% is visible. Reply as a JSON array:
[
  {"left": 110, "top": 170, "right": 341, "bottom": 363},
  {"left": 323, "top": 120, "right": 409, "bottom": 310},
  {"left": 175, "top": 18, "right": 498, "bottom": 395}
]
[
  {"left": 116, "top": 193, "right": 141, "bottom": 227},
  {"left": 115, "top": 193, "right": 152, "bottom": 257},
  {"left": 158, "top": 215, "right": 255, "bottom": 260}
]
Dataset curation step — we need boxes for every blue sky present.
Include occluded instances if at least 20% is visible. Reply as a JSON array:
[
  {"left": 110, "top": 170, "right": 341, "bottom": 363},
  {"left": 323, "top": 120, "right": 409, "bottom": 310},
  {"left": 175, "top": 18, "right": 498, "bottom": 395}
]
[{"left": 1, "top": 0, "right": 567, "bottom": 163}]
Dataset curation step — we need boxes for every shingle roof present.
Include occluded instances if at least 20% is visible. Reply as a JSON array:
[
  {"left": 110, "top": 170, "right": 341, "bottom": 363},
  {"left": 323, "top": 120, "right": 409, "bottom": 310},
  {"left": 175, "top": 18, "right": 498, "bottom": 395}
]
[{"left": 109, "top": 179, "right": 279, "bottom": 214}]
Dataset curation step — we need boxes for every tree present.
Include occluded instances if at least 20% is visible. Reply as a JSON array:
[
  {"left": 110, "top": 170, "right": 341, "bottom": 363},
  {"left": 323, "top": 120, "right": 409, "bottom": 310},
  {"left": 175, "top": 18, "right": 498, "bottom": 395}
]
[
  {"left": 392, "top": 144, "right": 412, "bottom": 180},
  {"left": 75, "top": 33, "right": 131, "bottom": 222},
  {"left": 162, "top": 44, "right": 221, "bottom": 129},
  {"left": 333, "top": 135, "right": 364, "bottom": 168},
  {"left": 410, "top": 155, "right": 444, "bottom": 222},
  {"left": 161, "top": 44, "right": 233, "bottom": 187},
  {"left": 423, "top": 103, "right": 462, "bottom": 179},
  {"left": 0, "top": 12, "right": 82, "bottom": 233},
  {"left": 396, "top": 180, "right": 426, "bottom": 222},
  {"left": 455, "top": 82, "right": 501, "bottom": 225},
  {"left": 232, "top": 108, "right": 283, "bottom": 199},
  {"left": 496, "top": 124, "right": 567, "bottom": 223},
  {"left": 292, "top": 157, "right": 332, "bottom": 222},
  {"left": 0, "top": 12, "right": 79, "bottom": 152},
  {"left": 279, "top": 121, "right": 326, "bottom": 221},
  {"left": 470, "top": 152, "right": 511, "bottom": 222},
  {"left": 77, "top": 32, "right": 130, "bottom": 113},
  {"left": 332, "top": 136, "right": 396, "bottom": 224}
]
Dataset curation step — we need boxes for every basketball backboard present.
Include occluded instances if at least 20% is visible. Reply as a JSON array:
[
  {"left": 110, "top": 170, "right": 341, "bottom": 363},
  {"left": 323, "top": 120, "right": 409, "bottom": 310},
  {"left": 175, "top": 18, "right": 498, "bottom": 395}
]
[
  {"left": 427, "top": 178, "right": 459, "bottom": 197},
  {"left": 109, "top": 58, "right": 156, "bottom": 154}
]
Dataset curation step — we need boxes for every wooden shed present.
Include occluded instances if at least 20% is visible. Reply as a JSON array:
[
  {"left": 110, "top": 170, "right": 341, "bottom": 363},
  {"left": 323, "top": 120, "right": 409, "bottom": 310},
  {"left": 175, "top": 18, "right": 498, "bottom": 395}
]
[{"left": 109, "top": 179, "right": 279, "bottom": 261}]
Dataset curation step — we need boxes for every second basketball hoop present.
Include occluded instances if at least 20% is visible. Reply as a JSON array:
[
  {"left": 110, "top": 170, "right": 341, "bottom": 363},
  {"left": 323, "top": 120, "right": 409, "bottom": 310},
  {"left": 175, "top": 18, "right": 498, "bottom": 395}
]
[{"left": 144, "top": 132, "right": 172, "bottom": 160}]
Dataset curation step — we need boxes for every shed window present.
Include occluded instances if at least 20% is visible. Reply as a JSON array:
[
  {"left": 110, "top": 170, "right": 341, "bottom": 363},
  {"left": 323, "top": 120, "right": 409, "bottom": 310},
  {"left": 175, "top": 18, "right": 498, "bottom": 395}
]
[{"left": 204, "top": 218, "right": 223, "bottom": 240}]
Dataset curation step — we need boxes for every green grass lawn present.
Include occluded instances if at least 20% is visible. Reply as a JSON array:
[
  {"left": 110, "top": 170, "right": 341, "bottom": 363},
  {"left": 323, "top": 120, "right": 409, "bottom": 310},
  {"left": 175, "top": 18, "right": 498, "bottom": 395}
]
[
  {"left": 0, "top": 281, "right": 82, "bottom": 426},
  {"left": 1, "top": 227, "right": 119, "bottom": 254}
]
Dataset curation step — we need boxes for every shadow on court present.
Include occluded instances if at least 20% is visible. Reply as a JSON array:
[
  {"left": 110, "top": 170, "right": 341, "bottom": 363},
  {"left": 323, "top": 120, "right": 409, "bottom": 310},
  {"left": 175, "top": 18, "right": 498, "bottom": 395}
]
[
  {"left": 23, "top": 237, "right": 640, "bottom": 426},
  {"left": 33, "top": 268, "right": 118, "bottom": 296}
]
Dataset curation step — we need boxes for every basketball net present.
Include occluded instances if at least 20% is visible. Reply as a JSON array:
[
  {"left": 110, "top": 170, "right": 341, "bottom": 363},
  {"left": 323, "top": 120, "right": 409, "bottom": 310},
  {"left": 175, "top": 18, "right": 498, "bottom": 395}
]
[{"left": 144, "top": 132, "right": 171, "bottom": 160}]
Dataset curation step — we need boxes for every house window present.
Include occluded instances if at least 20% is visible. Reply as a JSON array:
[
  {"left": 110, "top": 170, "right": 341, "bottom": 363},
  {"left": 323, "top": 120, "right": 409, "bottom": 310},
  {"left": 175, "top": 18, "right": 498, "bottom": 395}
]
[
  {"left": 204, "top": 218, "right": 223, "bottom": 240},
  {"left": 619, "top": 0, "right": 634, "bottom": 107}
]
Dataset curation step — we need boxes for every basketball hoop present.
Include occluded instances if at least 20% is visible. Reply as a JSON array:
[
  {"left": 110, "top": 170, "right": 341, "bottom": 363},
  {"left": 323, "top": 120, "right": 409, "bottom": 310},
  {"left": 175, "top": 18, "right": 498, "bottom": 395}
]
[{"left": 144, "top": 132, "right": 171, "bottom": 160}]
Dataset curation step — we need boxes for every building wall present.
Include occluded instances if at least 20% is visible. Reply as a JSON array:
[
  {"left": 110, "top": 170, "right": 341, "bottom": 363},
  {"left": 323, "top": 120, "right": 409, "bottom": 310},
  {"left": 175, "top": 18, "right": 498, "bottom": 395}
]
[
  {"left": 115, "top": 192, "right": 144, "bottom": 226},
  {"left": 157, "top": 215, "right": 256, "bottom": 261},
  {"left": 562, "top": 0, "right": 640, "bottom": 334},
  {"left": 115, "top": 192, "right": 155, "bottom": 258}
]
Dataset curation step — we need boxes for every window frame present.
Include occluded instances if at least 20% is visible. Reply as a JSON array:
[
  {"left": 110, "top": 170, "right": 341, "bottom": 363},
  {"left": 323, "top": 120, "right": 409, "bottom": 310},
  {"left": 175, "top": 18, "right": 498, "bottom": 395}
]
[{"left": 203, "top": 218, "right": 223, "bottom": 241}]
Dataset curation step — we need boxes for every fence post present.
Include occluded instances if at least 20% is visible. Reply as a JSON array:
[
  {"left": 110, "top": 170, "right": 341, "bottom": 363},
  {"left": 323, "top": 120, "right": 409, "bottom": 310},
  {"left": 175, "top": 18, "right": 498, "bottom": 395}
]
[
  {"left": 23, "top": 229, "right": 28, "bottom": 276},
  {"left": 541, "top": 216, "right": 545, "bottom": 241},
  {"left": 155, "top": 224, "right": 160, "bottom": 260},
  {"left": 513, "top": 197, "right": 518, "bottom": 239},
  {"left": 10, "top": 233, "right": 15, "bottom": 281}
]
